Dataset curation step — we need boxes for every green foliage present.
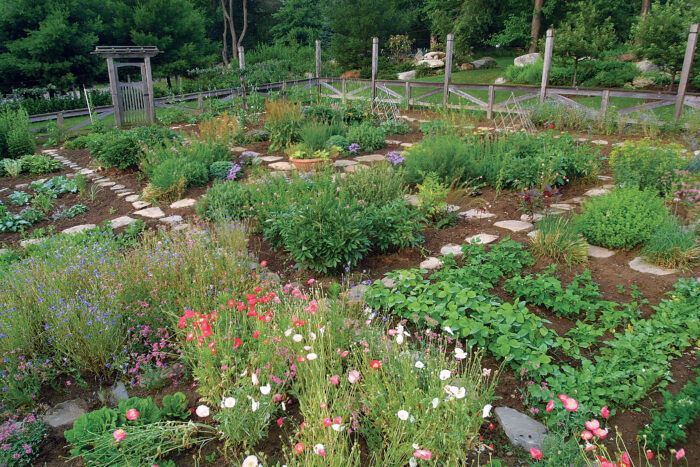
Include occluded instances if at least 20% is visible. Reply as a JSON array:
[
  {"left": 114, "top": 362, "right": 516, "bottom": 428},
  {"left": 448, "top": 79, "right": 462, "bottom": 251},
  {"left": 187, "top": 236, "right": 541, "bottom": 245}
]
[
  {"left": 505, "top": 60, "right": 640, "bottom": 88},
  {"left": 118, "top": 397, "right": 162, "bottom": 426},
  {"left": 19, "top": 154, "right": 62, "bottom": 174},
  {"left": 529, "top": 216, "right": 588, "bottom": 266},
  {"left": 65, "top": 407, "right": 120, "bottom": 460},
  {"left": 347, "top": 122, "right": 386, "bottom": 152},
  {"left": 609, "top": 139, "right": 690, "bottom": 194},
  {"left": 379, "top": 119, "right": 411, "bottom": 135},
  {"left": 639, "top": 372, "right": 700, "bottom": 452},
  {"left": 64, "top": 134, "right": 99, "bottom": 150},
  {"left": 574, "top": 188, "right": 668, "bottom": 250},
  {"left": 209, "top": 161, "right": 234, "bottom": 180},
  {"left": 300, "top": 121, "right": 345, "bottom": 152},
  {"left": 642, "top": 216, "right": 699, "bottom": 270},
  {"left": 161, "top": 392, "right": 190, "bottom": 420},
  {"left": 270, "top": 0, "right": 324, "bottom": 45},
  {"left": 337, "top": 162, "right": 407, "bottom": 206},
  {"left": 4, "top": 158, "right": 24, "bottom": 178},
  {"left": 416, "top": 172, "right": 456, "bottom": 228},
  {"left": 366, "top": 201, "right": 424, "bottom": 252},
  {"left": 0, "top": 416, "right": 47, "bottom": 466},
  {"left": 265, "top": 100, "right": 303, "bottom": 150},
  {"left": 53, "top": 204, "right": 88, "bottom": 220},
  {"left": 90, "top": 133, "right": 141, "bottom": 170},
  {"left": 326, "top": 134, "right": 350, "bottom": 151},
  {"left": 0, "top": 108, "right": 35, "bottom": 159},
  {"left": 150, "top": 157, "right": 209, "bottom": 190},
  {"left": 9, "top": 191, "right": 31, "bottom": 206},
  {"left": 195, "top": 180, "right": 251, "bottom": 222}
]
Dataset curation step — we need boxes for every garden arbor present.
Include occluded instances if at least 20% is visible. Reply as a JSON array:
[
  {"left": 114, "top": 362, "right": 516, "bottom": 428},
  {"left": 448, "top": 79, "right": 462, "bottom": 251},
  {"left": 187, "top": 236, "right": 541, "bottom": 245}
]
[{"left": 93, "top": 46, "right": 160, "bottom": 128}]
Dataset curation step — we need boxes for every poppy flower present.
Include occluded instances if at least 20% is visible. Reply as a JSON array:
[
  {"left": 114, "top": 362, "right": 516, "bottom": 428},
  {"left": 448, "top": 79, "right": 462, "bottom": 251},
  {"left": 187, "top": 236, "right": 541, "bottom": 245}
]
[
  {"left": 293, "top": 443, "right": 305, "bottom": 454},
  {"left": 397, "top": 410, "right": 409, "bottom": 421},
  {"left": 294, "top": 320, "right": 306, "bottom": 327},
  {"left": 675, "top": 449, "right": 685, "bottom": 460},
  {"left": 581, "top": 430, "right": 593, "bottom": 441},
  {"left": 195, "top": 405, "right": 210, "bottom": 417},
  {"left": 260, "top": 260, "right": 267, "bottom": 267},
  {"left": 323, "top": 417, "right": 332, "bottom": 427},
  {"left": 601, "top": 406, "right": 610, "bottom": 418},
  {"left": 593, "top": 428, "right": 608, "bottom": 439},
  {"left": 178, "top": 317, "right": 187, "bottom": 328},
  {"left": 620, "top": 452, "right": 631, "bottom": 467},
  {"left": 125, "top": 409, "right": 139, "bottom": 421},
  {"left": 584, "top": 420, "right": 600, "bottom": 431},
  {"left": 233, "top": 338, "right": 242, "bottom": 349},
  {"left": 563, "top": 397, "right": 579, "bottom": 412},
  {"left": 645, "top": 451, "right": 654, "bottom": 460},
  {"left": 348, "top": 370, "right": 360, "bottom": 384},
  {"left": 200, "top": 320, "right": 212, "bottom": 337},
  {"left": 370, "top": 360, "right": 381, "bottom": 369},
  {"left": 113, "top": 429, "right": 127, "bottom": 443},
  {"left": 253, "top": 330, "right": 260, "bottom": 339},
  {"left": 242, "top": 455, "right": 259, "bottom": 467},
  {"left": 413, "top": 449, "right": 432, "bottom": 460},
  {"left": 546, "top": 399, "right": 554, "bottom": 412},
  {"left": 530, "top": 447, "right": 543, "bottom": 460},
  {"left": 330, "top": 374, "right": 340, "bottom": 385},
  {"left": 313, "top": 444, "right": 326, "bottom": 456}
]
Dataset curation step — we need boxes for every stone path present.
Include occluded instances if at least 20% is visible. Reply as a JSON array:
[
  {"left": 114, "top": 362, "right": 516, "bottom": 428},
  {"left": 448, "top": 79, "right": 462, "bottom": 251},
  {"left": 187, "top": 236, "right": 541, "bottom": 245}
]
[
  {"left": 494, "top": 220, "right": 533, "bottom": 232},
  {"left": 629, "top": 257, "right": 677, "bottom": 275}
]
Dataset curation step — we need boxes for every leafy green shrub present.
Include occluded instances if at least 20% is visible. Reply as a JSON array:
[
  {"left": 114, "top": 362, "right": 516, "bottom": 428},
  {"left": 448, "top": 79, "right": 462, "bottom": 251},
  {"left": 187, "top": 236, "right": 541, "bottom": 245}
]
[
  {"left": 609, "top": 139, "right": 690, "bottom": 194},
  {"left": 505, "top": 60, "right": 640, "bottom": 88},
  {"left": 347, "top": 122, "right": 385, "bottom": 152},
  {"left": 416, "top": 172, "right": 456, "bottom": 228},
  {"left": 209, "top": 161, "right": 234, "bottom": 180},
  {"left": 366, "top": 201, "right": 424, "bottom": 251},
  {"left": 64, "top": 134, "right": 98, "bottom": 150},
  {"left": 90, "top": 133, "right": 141, "bottom": 169},
  {"left": 3, "top": 158, "right": 23, "bottom": 177},
  {"left": 581, "top": 61, "right": 639, "bottom": 88},
  {"left": 642, "top": 216, "right": 699, "bottom": 270},
  {"left": 19, "top": 154, "right": 62, "bottom": 174},
  {"left": 0, "top": 108, "right": 35, "bottom": 158},
  {"left": 574, "top": 188, "right": 668, "bottom": 250},
  {"left": 380, "top": 119, "right": 411, "bottom": 135},
  {"left": 19, "top": 207, "right": 44, "bottom": 224},
  {"left": 161, "top": 392, "right": 190, "bottom": 420},
  {"left": 403, "top": 136, "right": 470, "bottom": 184},
  {"left": 529, "top": 216, "right": 588, "bottom": 265},
  {"left": 151, "top": 157, "right": 209, "bottom": 190},
  {"left": 195, "top": 180, "right": 252, "bottom": 221},
  {"left": 337, "top": 162, "right": 406, "bottom": 206},
  {"left": 303, "top": 104, "right": 343, "bottom": 124},
  {"left": 300, "top": 121, "right": 344, "bottom": 152},
  {"left": 326, "top": 134, "right": 350, "bottom": 150},
  {"left": 9, "top": 191, "right": 31, "bottom": 206},
  {"left": 53, "top": 204, "right": 89, "bottom": 220}
]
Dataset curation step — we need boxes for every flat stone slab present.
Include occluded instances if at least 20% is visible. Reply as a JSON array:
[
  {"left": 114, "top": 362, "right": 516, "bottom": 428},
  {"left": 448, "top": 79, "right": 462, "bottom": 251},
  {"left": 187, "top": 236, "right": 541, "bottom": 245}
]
[
  {"left": 527, "top": 230, "right": 538, "bottom": 238},
  {"left": 460, "top": 209, "right": 496, "bottom": 219},
  {"left": 134, "top": 207, "right": 165, "bottom": 218},
  {"left": 385, "top": 139, "right": 402, "bottom": 145},
  {"left": 629, "top": 257, "right": 677, "bottom": 275},
  {"left": 0, "top": 248, "right": 9, "bottom": 256},
  {"left": 521, "top": 213, "right": 544, "bottom": 222},
  {"left": 354, "top": 154, "right": 385, "bottom": 162},
  {"left": 260, "top": 155, "right": 283, "bottom": 162},
  {"left": 15, "top": 184, "right": 29, "bottom": 189},
  {"left": 269, "top": 162, "right": 294, "bottom": 171},
  {"left": 601, "top": 184, "right": 615, "bottom": 190},
  {"left": 97, "top": 181, "right": 115, "bottom": 187},
  {"left": 597, "top": 175, "right": 613, "bottom": 181},
  {"left": 62, "top": 224, "right": 96, "bottom": 235},
  {"left": 172, "top": 223, "right": 191, "bottom": 232},
  {"left": 345, "top": 164, "right": 368, "bottom": 173},
  {"left": 565, "top": 197, "right": 584, "bottom": 204},
  {"left": 494, "top": 220, "right": 533, "bottom": 232},
  {"left": 110, "top": 216, "right": 138, "bottom": 229},
  {"left": 333, "top": 159, "right": 358, "bottom": 168},
  {"left": 160, "top": 215, "right": 183, "bottom": 224},
  {"left": 116, "top": 192, "right": 134, "bottom": 197},
  {"left": 44, "top": 399, "right": 88, "bottom": 428},
  {"left": 400, "top": 142, "right": 414, "bottom": 148},
  {"left": 404, "top": 194, "right": 419, "bottom": 206},
  {"left": 110, "top": 184, "right": 125, "bottom": 191},
  {"left": 20, "top": 238, "right": 44, "bottom": 247},
  {"left": 465, "top": 233, "right": 499, "bottom": 245},
  {"left": 132, "top": 201, "right": 151, "bottom": 209},
  {"left": 549, "top": 203, "right": 574, "bottom": 211},
  {"left": 419, "top": 257, "right": 443, "bottom": 270},
  {"left": 170, "top": 198, "right": 196, "bottom": 209},
  {"left": 440, "top": 244, "right": 463, "bottom": 256},
  {"left": 125, "top": 195, "right": 140, "bottom": 203},
  {"left": 380, "top": 277, "right": 396, "bottom": 288},
  {"left": 495, "top": 406, "right": 547, "bottom": 451},
  {"left": 588, "top": 245, "right": 616, "bottom": 258},
  {"left": 78, "top": 168, "right": 94, "bottom": 175},
  {"left": 230, "top": 146, "right": 247, "bottom": 152},
  {"left": 584, "top": 188, "right": 610, "bottom": 197},
  {"left": 591, "top": 139, "right": 608, "bottom": 145}
]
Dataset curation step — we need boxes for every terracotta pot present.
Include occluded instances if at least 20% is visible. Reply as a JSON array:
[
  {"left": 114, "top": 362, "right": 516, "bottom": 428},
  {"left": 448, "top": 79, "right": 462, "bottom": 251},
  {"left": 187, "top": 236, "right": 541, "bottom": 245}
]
[{"left": 290, "top": 157, "right": 327, "bottom": 171}]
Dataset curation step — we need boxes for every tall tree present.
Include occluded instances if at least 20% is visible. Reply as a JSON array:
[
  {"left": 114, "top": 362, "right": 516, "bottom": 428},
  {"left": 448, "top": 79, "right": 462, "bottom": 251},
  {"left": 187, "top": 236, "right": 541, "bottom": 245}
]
[
  {"left": 221, "top": 0, "right": 248, "bottom": 64},
  {"left": 641, "top": 0, "right": 651, "bottom": 16},
  {"left": 529, "top": 0, "right": 544, "bottom": 53},
  {"left": 270, "top": 0, "right": 324, "bottom": 46}
]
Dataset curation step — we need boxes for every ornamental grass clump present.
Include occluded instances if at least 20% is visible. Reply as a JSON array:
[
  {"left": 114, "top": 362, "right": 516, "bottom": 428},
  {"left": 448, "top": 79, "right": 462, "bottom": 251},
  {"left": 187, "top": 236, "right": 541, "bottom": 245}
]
[
  {"left": 641, "top": 216, "right": 699, "bottom": 270},
  {"left": 530, "top": 216, "right": 588, "bottom": 266}
]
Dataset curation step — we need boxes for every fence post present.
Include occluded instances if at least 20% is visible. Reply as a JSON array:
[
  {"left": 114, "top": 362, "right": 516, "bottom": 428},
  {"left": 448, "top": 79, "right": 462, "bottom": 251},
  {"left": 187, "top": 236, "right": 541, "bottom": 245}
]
[
  {"left": 197, "top": 93, "right": 203, "bottom": 112},
  {"left": 56, "top": 111, "right": 64, "bottom": 129},
  {"left": 540, "top": 29, "right": 554, "bottom": 103},
  {"left": 342, "top": 79, "right": 347, "bottom": 105},
  {"left": 238, "top": 46, "right": 246, "bottom": 107},
  {"left": 106, "top": 57, "right": 124, "bottom": 128},
  {"left": 487, "top": 85, "right": 495, "bottom": 119},
  {"left": 315, "top": 40, "right": 322, "bottom": 100},
  {"left": 675, "top": 23, "right": 698, "bottom": 121},
  {"left": 405, "top": 81, "right": 411, "bottom": 110},
  {"left": 443, "top": 34, "right": 454, "bottom": 107},
  {"left": 600, "top": 89, "right": 610, "bottom": 120},
  {"left": 371, "top": 37, "right": 379, "bottom": 100}
]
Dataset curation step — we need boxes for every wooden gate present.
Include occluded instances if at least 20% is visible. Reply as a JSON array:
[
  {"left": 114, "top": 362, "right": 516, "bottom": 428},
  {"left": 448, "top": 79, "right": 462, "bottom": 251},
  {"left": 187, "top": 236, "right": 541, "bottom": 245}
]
[{"left": 119, "top": 80, "right": 147, "bottom": 124}]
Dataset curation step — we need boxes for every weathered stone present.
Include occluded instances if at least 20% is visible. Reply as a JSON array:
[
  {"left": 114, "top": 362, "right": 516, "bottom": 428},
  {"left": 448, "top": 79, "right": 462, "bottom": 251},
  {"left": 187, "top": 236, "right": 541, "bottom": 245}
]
[
  {"left": 494, "top": 77, "right": 506, "bottom": 85},
  {"left": 465, "top": 233, "right": 499, "bottom": 245},
  {"left": 97, "top": 381, "right": 130, "bottom": 406},
  {"left": 440, "top": 244, "right": 463, "bottom": 256},
  {"left": 583, "top": 188, "right": 610, "bottom": 197},
  {"left": 116, "top": 191, "right": 134, "bottom": 197},
  {"left": 110, "top": 216, "right": 138, "bottom": 229},
  {"left": 344, "top": 164, "right": 368, "bottom": 173},
  {"left": 44, "top": 400, "right": 88, "bottom": 428},
  {"left": 591, "top": 139, "right": 608, "bottom": 145},
  {"left": 404, "top": 194, "right": 419, "bottom": 206},
  {"left": 97, "top": 181, "right": 115, "bottom": 187},
  {"left": 397, "top": 70, "right": 417, "bottom": 80},
  {"left": 354, "top": 154, "right": 385, "bottom": 162},
  {"left": 549, "top": 203, "right": 575, "bottom": 211},
  {"left": 565, "top": 197, "right": 584, "bottom": 204},
  {"left": 629, "top": 257, "right": 677, "bottom": 275},
  {"left": 170, "top": 198, "right": 196, "bottom": 209},
  {"left": 125, "top": 195, "right": 140, "bottom": 203},
  {"left": 160, "top": 215, "right": 184, "bottom": 224},
  {"left": 109, "top": 184, "right": 125, "bottom": 191},
  {"left": 230, "top": 146, "right": 247, "bottom": 152},
  {"left": 494, "top": 220, "right": 533, "bottom": 232},
  {"left": 260, "top": 155, "right": 283, "bottom": 162},
  {"left": 333, "top": 159, "right": 358, "bottom": 168},
  {"left": 635, "top": 59, "right": 659, "bottom": 73},
  {"left": 0, "top": 248, "right": 9, "bottom": 256},
  {"left": 385, "top": 139, "right": 402, "bottom": 145},
  {"left": 268, "top": 162, "right": 294, "bottom": 171},
  {"left": 472, "top": 57, "right": 497, "bottom": 69},
  {"left": 78, "top": 168, "right": 94, "bottom": 175},
  {"left": 15, "top": 183, "right": 29, "bottom": 189},
  {"left": 459, "top": 209, "right": 496, "bottom": 219},
  {"left": 132, "top": 201, "right": 151, "bottom": 209},
  {"left": 344, "top": 284, "right": 367, "bottom": 304},
  {"left": 446, "top": 204, "right": 461, "bottom": 213},
  {"left": 527, "top": 230, "right": 539, "bottom": 238},
  {"left": 134, "top": 207, "right": 165, "bottom": 218},
  {"left": 514, "top": 53, "right": 540, "bottom": 67},
  {"left": 423, "top": 51, "right": 445, "bottom": 60},
  {"left": 419, "top": 257, "right": 443, "bottom": 270},
  {"left": 380, "top": 277, "right": 396, "bottom": 288},
  {"left": 495, "top": 407, "right": 547, "bottom": 451},
  {"left": 601, "top": 184, "right": 615, "bottom": 190},
  {"left": 416, "top": 58, "right": 444, "bottom": 68},
  {"left": 62, "top": 224, "right": 96, "bottom": 235},
  {"left": 400, "top": 142, "right": 414, "bottom": 148},
  {"left": 587, "top": 245, "right": 616, "bottom": 258},
  {"left": 521, "top": 213, "right": 544, "bottom": 222}
]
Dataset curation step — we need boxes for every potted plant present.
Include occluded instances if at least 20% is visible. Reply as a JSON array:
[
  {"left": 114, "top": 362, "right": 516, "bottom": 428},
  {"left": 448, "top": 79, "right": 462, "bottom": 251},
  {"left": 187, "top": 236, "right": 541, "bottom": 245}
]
[{"left": 288, "top": 145, "right": 341, "bottom": 171}]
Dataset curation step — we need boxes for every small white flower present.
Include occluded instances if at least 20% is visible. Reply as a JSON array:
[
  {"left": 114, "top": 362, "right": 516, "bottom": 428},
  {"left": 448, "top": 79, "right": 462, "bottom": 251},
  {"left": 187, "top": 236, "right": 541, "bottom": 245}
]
[
  {"left": 195, "top": 405, "right": 210, "bottom": 418},
  {"left": 454, "top": 347, "right": 468, "bottom": 360},
  {"left": 306, "top": 352, "right": 318, "bottom": 360},
  {"left": 432, "top": 397, "right": 439, "bottom": 409},
  {"left": 482, "top": 404, "right": 493, "bottom": 418},
  {"left": 251, "top": 373, "right": 259, "bottom": 386},
  {"left": 303, "top": 345, "right": 312, "bottom": 351},
  {"left": 313, "top": 444, "right": 326, "bottom": 455},
  {"left": 409, "top": 458, "right": 418, "bottom": 467},
  {"left": 412, "top": 443, "right": 420, "bottom": 450},
  {"left": 223, "top": 397, "right": 237, "bottom": 408},
  {"left": 443, "top": 326, "right": 454, "bottom": 336},
  {"left": 282, "top": 401, "right": 286, "bottom": 411},
  {"left": 260, "top": 384, "right": 271, "bottom": 395},
  {"left": 414, "top": 361, "right": 425, "bottom": 369},
  {"left": 310, "top": 332, "right": 317, "bottom": 341},
  {"left": 453, "top": 387, "right": 466, "bottom": 399},
  {"left": 331, "top": 423, "right": 344, "bottom": 431},
  {"left": 242, "top": 455, "right": 259, "bottom": 467},
  {"left": 251, "top": 399, "right": 260, "bottom": 412},
  {"left": 397, "top": 410, "right": 410, "bottom": 421},
  {"left": 396, "top": 334, "right": 405, "bottom": 344},
  {"left": 292, "top": 334, "right": 303, "bottom": 343},
  {"left": 439, "top": 369, "right": 451, "bottom": 380},
  {"left": 284, "top": 328, "right": 293, "bottom": 337}
]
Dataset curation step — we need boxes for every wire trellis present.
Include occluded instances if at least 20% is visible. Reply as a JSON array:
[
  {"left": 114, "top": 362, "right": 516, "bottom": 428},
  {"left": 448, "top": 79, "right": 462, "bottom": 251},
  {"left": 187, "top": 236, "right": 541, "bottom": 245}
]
[{"left": 494, "top": 92, "right": 536, "bottom": 134}]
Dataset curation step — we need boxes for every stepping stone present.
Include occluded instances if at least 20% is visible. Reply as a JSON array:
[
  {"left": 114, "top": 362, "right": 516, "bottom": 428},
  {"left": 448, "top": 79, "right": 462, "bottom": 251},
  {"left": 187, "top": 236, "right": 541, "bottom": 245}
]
[
  {"left": 260, "top": 156, "right": 283, "bottom": 162},
  {"left": 460, "top": 209, "right": 496, "bottom": 219},
  {"left": 172, "top": 223, "right": 191, "bottom": 232},
  {"left": 549, "top": 203, "right": 575, "bottom": 211},
  {"left": 62, "top": 224, "right": 96, "bottom": 235},
  {"left": 583, "top": 188, "right": 610, "bottom": 197},
  {"left": 613, "top": 142, "right": 626, "bottom": 147},
  {"left": 268, "top": 162, "right": 294, "bottom": 171},
  {"left": 97, "top": 181, "right": 115, "bottom": 187},
  {"left": 125, "top": 195, "right": 140, "bottom": 203},
  {"left": 591, "top": 139, "right": 608, "bottom": 145},
  {"left": 20, "top": 238, "right": 45, "bottom": 247},
  {"left": 494, "top": 220, "right": 533, "bottom": 232},
  {"left": 0, "top": 188, "right": 7, "bottom": 193},
  {"left": 629, "top": 257, "right": 677, "bottom": 275},
  {"left": 15, "top": 184, "right": 29, "bottom": 189},
  {"left": 544, "top": 208, "right": 565, "bottom": 216},
  {"left": 400, "top": 142, "right": 414, "bottom": 148},
  {"left": 170, "top": 198, "right": 196, "bottom": 209},
  {"left": 230, "top": 146, "right": 247, "bottom": 152},
  {"left": 132, "top": 201, "right": 151, "bottom": 209},
  {"left": 576, "top": 137, "right": 589, "bottom": 142},
  {"left": 354, "top": 154, "right": 385, "bottom": 162},
  {"left": 110, "top": 216, "right": 138, "bottom": 229},
  {"left": 440, "top": 244, "right": 463, "bottom": 256},
  {"left": 110, "top": 184, "right": 125, "bottom": 191},
  {"left": 0, "top": 248, "right": 9, "bottom": 256},
  {"left": 527, "top": 230, "right": 539, "bottom": 238},
  {"left": 477, "top": 127, "right": 491, "bottom": 131},
  {"left": 44, "top": 399, "right": 88, "bottom": 429},
  {"left": 97, "top": 381, "right": 129, "bottom": 406},
  {"left": 333, "top": 159, "right": 358, "bottom": 168},
  {"left": 601, "top": 184, "right": 615, "bottom": 190},
  {"left": 79, "top": 168, "right": 94, "bottom": 175},
  {"left": 587, "top": 245, "right": 615, "bottom": 258},
  {"left": 565, "top": 197, "right": 583, "bottom": 204},
  {"left": 114, "top": 189, "right": 131, "bottom": 195},
  {"left": 521, "top": 213, "right": 544, "bottom": 222},
  {"left": 597, "top": 175, "right": 613, "bottom": 181},
  {"left": 380, "top": 277, "right": 396, "bottom": 288},
  {"left": 160, "top": 215, "right": 183, "bottom": 224},
  {"left": 495, "top": 407, "right": 547, "bottom": 452},
  {"left": 239, "top": 151, "right": 260, "bottom": 157},
  {"left": 446, "top": 204, "right": 461, "bottom": 213},
  {"left": 419, "top": 257, "right": 443, "bottom": 270},
  {"left": 345, "top": 164, "right": 369, "bottom": 173},
  {"left": 404, "top": 194, "right": 419, "bottom": 206},
  {"left": 385, "top": 139, "right": 401, "bottom": 145},
  {"left": 134, "top": 207, "right": 165, "bottom": 218},
  {"left": 465, "top": 233, "right": 499, "bottom": 245}
]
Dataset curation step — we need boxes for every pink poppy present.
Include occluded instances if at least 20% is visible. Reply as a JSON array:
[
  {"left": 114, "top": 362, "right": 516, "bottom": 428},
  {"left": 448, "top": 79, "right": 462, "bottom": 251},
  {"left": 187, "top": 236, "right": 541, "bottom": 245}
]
[
  {"left": 645, "top": 451, "right": 654, "bottom": 460},
  {"left": 293, "top": 443, "right": 305, "bottom": 454},
  {"left": 562, "top": 397, "right": 579, "bottom": 412},
  {"left": 675, "top": 449, "right": 685, "bottom": 460},
  {"left": 593, "top": 428, "right": 608, "bottom": 439},
  {"left": 113, "top": 429, "right": 127, "bottom": 443},
  {"left": 260, "top": 260, "right": 267, "bottom": 267},
  {"left": 330, "top": 375, "right": 340, "bottom": 385},
  {"left": 348, "top": 370, "right": 360, "bottom": 384},
  {"left": 581, "top": 430, "right": 593, "bottom": 441},
  {"left": 323, "top": 417, "right": 332, "bottom": 427},
  {"left": 370, "top": 360, "right": 382, "bottom": 370},
  {"left": 125, "top": 409, "right": 139, "bottom": 421},
  {"left": 545, "top": 399, "right": 554, "bottom": 413},
  {"left": 620, "top": 452, "right": 631, "bottom": 467},
  {"left": 600, "top": 406, "right": 610, "bottom": 418},
  {"left": 529, "top": 447, "right": 543, "bottom": 460},
  {"left": 333, "top": 416, "right": 342, "bottom": 424},
  {"left": 413, "top": 450, "right": 432, "bottom": 460},
  {"left": 584, "top": 420, "right": 600, "bottom": 431}
]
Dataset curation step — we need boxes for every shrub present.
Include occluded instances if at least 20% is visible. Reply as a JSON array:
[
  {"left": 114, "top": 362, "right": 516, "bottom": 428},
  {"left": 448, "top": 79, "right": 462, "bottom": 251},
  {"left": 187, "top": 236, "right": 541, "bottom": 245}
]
[
  {"left": 303, "top": 104, "right": 343, "bottom": 124},
  {"left": 0, "top": 108, "right": 35, "bottom": 158},
  {"left": 609, "top": 139, "right": 690, "bottom": 194},
  {"left": 64, "top": 134, "right": 98, "bottom": 150},
  {"left": 199, "top": 112, "right": 243, "bottom": 145},
  {"left": 210, "top": 161, "right": 234, "bottom": 180},
  {"left": 19, "top": 154, "right": 62, "bottom": 174},
  {"left": 3, "top": 159, "right": 23, "bottom": 177},
  {"left": 574, "top": 188, "right": 668, "bottom": 250},
  {"left": 326, "top": 134, "right": 350, "bottom": 150},
  {"left": 642, "top": 216, "right": 699, "bottom": 270},
  {"left": 529, "top": 216, "right": 588, "bottom": 265},
  {"left": 347, "top": 122, "right": 385, "bottom": 152},
  {"left": 337, "top": 162, "right": 407, "bottom": 206},
  {"left": 417, "top": 172, "right": 457, "bottom": 228},
  {"left": 0, "top": 415, "right": 47, "bottom": 466},
  {"left": 403, "top": 136, "right": 470, "bottom": 184},
  {"left": 366, "top": 201, "right": 424, "bottom": 251},
  {"left": 264, "top": 99, "right": 302, "bottom": 150},
  {"left": 195, "top": 180, "right": 252, "bottom": 221},
  {"left": 300, "top": 121, "right": 344, "bottom": 152},
  {"left": 151, "top": 157, "right": 209, "bottom": 190},
  {"left": 90, "top": 133, "right": 141, "bottom": 169},
  {"left": 380, "top": 119, "right": 411, "bottom": 135}
]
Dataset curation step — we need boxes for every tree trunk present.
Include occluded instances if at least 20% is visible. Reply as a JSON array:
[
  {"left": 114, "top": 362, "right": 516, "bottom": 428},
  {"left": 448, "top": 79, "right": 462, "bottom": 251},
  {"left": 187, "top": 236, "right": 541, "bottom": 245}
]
[
  {"left": 222, "top": 0, "right": 237, "bottom": 60},
  {"left": 641, "top": 0, "right": 651, "bottom": 16},
  {"left": 166, "top": 76, "right": 172, "bottom": 89},
  {"left": 572, "top": 59, "right": 578, "bottom": 87},
  {"left": 220, "top": 0, "right": 229, "bottom": 66},
  {"left": 529, "top": 0, "right": 544, "bottom": 54},
  {"left": 237, "top": 0, "right": 248, "bottom": 49}
]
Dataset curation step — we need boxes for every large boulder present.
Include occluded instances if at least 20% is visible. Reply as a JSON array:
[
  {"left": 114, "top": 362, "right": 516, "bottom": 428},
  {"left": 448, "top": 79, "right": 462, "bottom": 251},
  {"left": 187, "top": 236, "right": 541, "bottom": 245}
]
[
  {"left": 514, "top": 53, "right": 540, "bottom": 67},
  {"left": 472, "top": 57, "right": 497, "bottom": 69},
  {"left": 424, "top": 51, "right": 446, "bottom": 60},
  {"left": 397, "top": 70, "right": 417, "bottom": 80},
  {"left": 635, "top": 59, "right": 659, "bottom": 73},
  {"left": 459, "top": 62, "right": 475, "bottom": 71},
  {"left": 607, "top": 52, "right": 637, "bottom": 62},
  {"left": 416, "top": 58, "right": 445, "bottom": 69}
]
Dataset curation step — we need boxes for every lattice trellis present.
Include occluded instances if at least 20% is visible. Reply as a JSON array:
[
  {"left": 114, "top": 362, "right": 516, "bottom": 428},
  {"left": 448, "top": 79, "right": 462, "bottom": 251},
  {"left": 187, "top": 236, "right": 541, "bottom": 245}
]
[
  {"left": 371, "top": 86, "right": 401, "bottom": 122},
  {"left": 493, "top": 92, "right": 536, "bottom": 134}
]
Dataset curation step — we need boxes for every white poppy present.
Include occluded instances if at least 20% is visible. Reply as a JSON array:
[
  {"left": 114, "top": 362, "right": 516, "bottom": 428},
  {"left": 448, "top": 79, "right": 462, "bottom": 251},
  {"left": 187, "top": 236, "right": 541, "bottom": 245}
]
[
  {"left": 412, "top": 443, "right": 420, "bottom": 450},
  {"left": 313, "top": 444, "right": 326, "bottom": 456},
  {"left": 260, "top": 384, "right": 271, "bottom": 395},
  {"left": 453, "top": 387, "right": 466, "bottom": 399},
  {"left": 397, "top": 410, "right": 410, "bottom": 421},
  {"left": 223, "top": 397, "right": 237, "bottom": 408},
  {"left": 482, "top": 404, "right": 493, "bottom": 418},
  {"left": 195, "top": 405, "right": 210, "bottom": 418},
  {"left": 431, "top": 398, "right": 439, "bottom": 409},
  {"left": 303, "top": 345, "right": 312, "bottom": 351},
  {"left": 242, "top": 455, "right": 259, "bottom": 467},
  {"left": 306, "top": 352, "right": 318, "bottom": 360},
  {"left": 454, "top": 347, "right": 468, "bottom": 360},
  {"left": 284, "top": 328, "right": 293, "bottom": 337},
  {"left": 396, "top": 334, "right": 405, "bottom": 344},
  {"left": 292, "top": 334, "right": 303, "bottom": 343},
  {"left": 251, "top": 373, "right": 259, "bottom": 386},
  {"left": 439, "top": 369, "right": 451, "bottom": 380},
  {"left": 443, "top": 326, "right": 454, "bottom": 336},
  {"left": 331, "top": 423, "right": 344, "bottom": 431},
  {"left": 251, "top": 399, "right": 260, "bottom": 412},
  {"left": 414, "top": 361, "right": 425, "bottom": 369},
  {"left": 310, "top": 332, "right": 317, "bottom": 341},
  {"left": 409, "top": 458, "right": 418, "bottom": 467}
]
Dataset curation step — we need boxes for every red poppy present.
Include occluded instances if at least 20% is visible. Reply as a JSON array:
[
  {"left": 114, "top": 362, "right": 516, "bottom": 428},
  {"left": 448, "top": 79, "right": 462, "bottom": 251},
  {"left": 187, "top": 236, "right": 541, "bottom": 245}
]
[
  {"left": 370, "top": 360, "right": 382, "bottom": 369},
  {"left": 233, "top": 338, "right": 242, "bottom": 349}
]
